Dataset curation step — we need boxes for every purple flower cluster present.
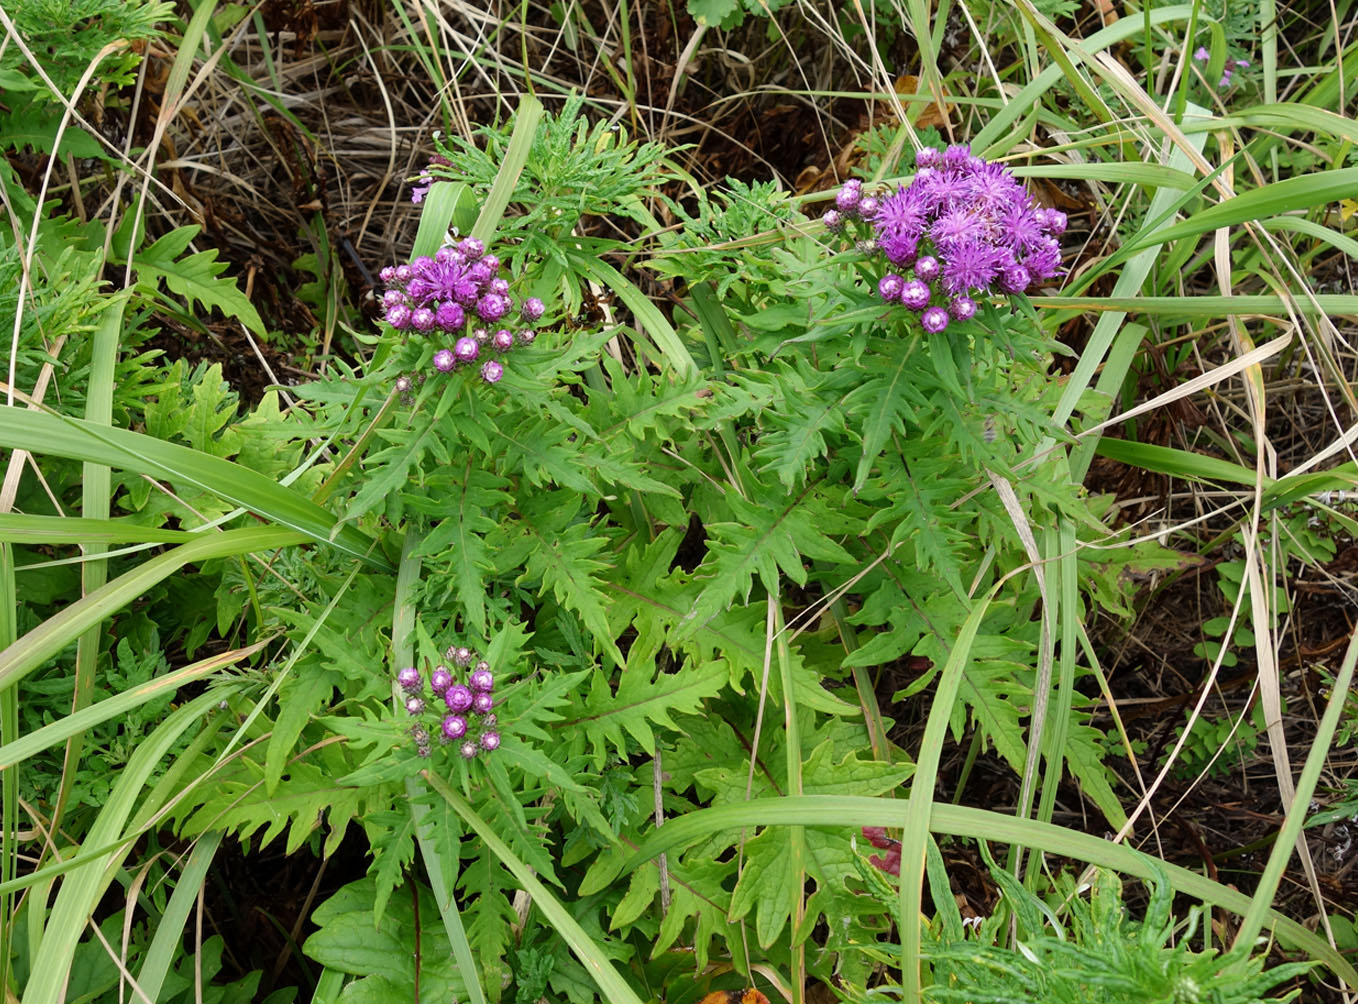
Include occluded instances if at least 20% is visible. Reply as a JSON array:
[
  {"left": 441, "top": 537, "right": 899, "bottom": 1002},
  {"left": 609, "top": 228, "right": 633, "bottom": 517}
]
[
  {"left": 825, "top": 147, "right": 1065, "bottom": 334},
  {"left": 396, "top": 646, "right": 501, "bottom": 760},
  {"left": 1194, "top": 47, "right": 1251, "bottom": 89},
  {"left": 379, "top": 236, "right": 545, "bottom": 386}
]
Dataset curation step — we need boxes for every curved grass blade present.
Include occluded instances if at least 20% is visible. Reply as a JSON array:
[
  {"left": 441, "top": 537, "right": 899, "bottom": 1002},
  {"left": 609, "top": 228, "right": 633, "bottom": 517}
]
[
  {"left": 0, "top": 526, "right": 306, "bottom": 695},
  {"left": 622, "top": 796, "right": 1357, "bottom": 988},
  {"left": 424, "top": 770, "right": 647, "bottom": 1004},
  {"left": 0, "top": 408, "right": 389, "bottom": 569}
]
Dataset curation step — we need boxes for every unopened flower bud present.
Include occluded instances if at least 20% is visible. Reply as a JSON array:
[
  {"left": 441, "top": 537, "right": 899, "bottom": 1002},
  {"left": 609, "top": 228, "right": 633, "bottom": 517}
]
[
  {"left": 492, "top": 329, "right": 515, "bottom": 352},
  {"left": 452, "top": 646, "right": 473, "bottom": 667},
  {"left": 481, "top": 360, "right": 504, "bottom": 384},
  {"left": 444, "top": 684, "right": 474, "bottom": 713},
  {"left": 471, "top": 691, "right": 495, "bottom": 715},
  {"left": 441, "top": 714, "right": 468, "bottom": 740},
  {"left": 453, "top": 336, "right": 479, "bottom": 363},
  {"left": 460, "top": 740, "right": 479, "bottom": 759},
  {"left": 479, "top": 731, "right": 501, "bottom": 752},
  {"left": 469, "top": 667, "right": 494, "bottom": 692},
  {"left": 433, "top": 348, "right": 455, "bottom": 372},
  {"left": 397, "top": 666, "right": 422, "bottom": 691},
  {"left": 521, "top": 297, "right": 545, "bottom": 321},
  {"left": 405, "top": 696, "right": 426, "bottom": 715},
  {"left": 430, "top": 667, "right": 453, "bottom": 693}
]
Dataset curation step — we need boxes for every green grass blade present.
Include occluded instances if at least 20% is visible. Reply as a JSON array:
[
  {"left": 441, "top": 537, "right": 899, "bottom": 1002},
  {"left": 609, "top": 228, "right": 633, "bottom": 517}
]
[
  {"left": 0, "top": 526, "right": 306, "bottom": 695},
  {"left": 0, "top": 641, "right": 264, "bottom": 769},
  {"left": 133, "top": 830, "right": 224, "bottom": 1004},
  {"left": 472, "top": 93, "right": 543, "bottom": 244},
  {"left": 567, "top": 250, "right": 698, "bottom": 377},
  {"left": 1094, "top": 438, "right": 1263, "bottom": 487},
  {"left": 424, "top": 770, "right": 647, "bottom": 1004},
  {"left": 22, "top": 692, "right": 223, "bottom": 1004},
  {"left": 1235, "top": 620, "right": 1358, "bottom": 951},
  {"left": 622, "top": 796, "right": 1357, "bottom": 987},
  {"left": 0, "top": 408, "right": 389, "bottom": 569},
  {"left": 901, "top": 585, "right": 998, "bottom": 1000}
]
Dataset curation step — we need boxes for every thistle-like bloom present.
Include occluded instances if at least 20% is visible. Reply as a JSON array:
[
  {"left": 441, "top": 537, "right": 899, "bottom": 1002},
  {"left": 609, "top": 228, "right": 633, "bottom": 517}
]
[
  {"left": 441, "top": 714, "right": 468, "bottom": 740},
  {"left": 445, "top": 684, "right": 474, "bottom": 713},
  {"left": 435, "top": 302, "right": 466, "bottom": 331},
  {"left": 471, "top": 691, "right": 494, "bottom": 715},
  {"left": 430, "top": 666, "right": 453, "bottom": 694},
  {"left": 397, "top": 666, "right": 422, "bottom": 692},
  {"left": 451, "top": 646, "right": 473, "bottom": 667},
  {"left": 453, "top": 336, "right": 479, "bottom": 363},
  {"left": 481, "top": 360, "right": 504, "bottom": 384},
  {"left": 950, "top": 295, "right": 978, "bottom": 321},
  {"left": 405, "top": 696, "right": 425, "bottom": 715},
  {"left": 822, "top": 209, "right": 844, "bottom": 231},
  {"left": 433, "top": 348, "right": 455, "bottom": 373},
  {"left": 479, "top": 731, "right": 501, "bottom": 752},
  {"left": 867, "top": 145, "right": 1064, "bottom": 323},
  {"left": 878, "top": 273, "right": 905, "bottom": 302},
  {"left": 469, "top": 667, "right": 494, "bottom": 692},
  {"left": 492, "top": 329, "right": 515, "bottom": 352},
  {"left": 900, "top": 280, "right": 931, "bottom": 311},
  {"left": 476, "top": 294, "right": 509, "bottom": 323},
  {"left": 921, "top": 306, "right": 950, "bottom": 333},
  {"left": 521, "top": 297, "right": 545, "bottom": 321},
  {"left": 835, "top": 178, "right": 863, "bottom": 214}
]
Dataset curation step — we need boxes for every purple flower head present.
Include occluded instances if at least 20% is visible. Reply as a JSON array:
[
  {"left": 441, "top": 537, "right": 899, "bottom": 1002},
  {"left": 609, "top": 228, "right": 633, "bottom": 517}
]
[
  {"left": 459, "top": 740, "right": 479, "bottom": 759},
  {"left": 476, "top": 294, "right": 508, "bottom": 323},
  {"left": 857, "top": 195, "right": 880, "bottom": 218},
  {"left": 1218, "top": 72, "right": 1232, "bottom": 88},
  {"left": 998, "top": 205, "right": 1047, "bottom": 253},
  {"left": 435, "top": 301, "right": 466, "bottom": 331},
  {"left": 900, "top": 280, "right": 932, "bottom": 311},
  {"left": 434, "top": 246, "right": 461, "bottom": 265},
  {"left": 441, "top": 714, "right": 467, "bottom": 740},
  {"left": 1235, "top": 59, "right": 1250, "bottom": 69},
  {"left": 379, "top": 265, "right": 397, "bottom": 284},
  {"left": 452, "top": 646, "right": 473, "bottom": 667},
  {"left": 479, "top": 731, "right": 501, "bottom": 752},
  {"left": 444, "top": 684, "right": 474, "bottom": 713},
  {"left": 382, "top": 289, "right": 405, "bottom": 311},
  {"left": 482, "top": 254, "right": 501, "bottom": 273},
  {"left": 835, "top": 179, "right": 862, "bottom": 214},
  {"left": 921, "top": 306, "right": 950, "bottom": 333},
  {"left": 822, "top": 209, "right": 844, "bottom": 231},
  {"left": 950, "top": 295, "right": 978, "bottom": 321},
  {"left": 1022, "top": 237, "right": 1063, "bottom": 281},
  {"left": 913, "top": 255, "right": 939, "bottom": 282},
  {"left": 458, "top": 237, "right": 485, "bottom": 260},
  {"left": 469, "top": 666, "right": 494, "bottom": 691},
  {"left": 517, "top": 328, "right": 537, "bottom": 346},
  {"left": 453, "top": 336, "right": 479, "bottom": 363},
  {"left": 394, "top": 374, "right": 413, "bottom": 394},
  {"left": 521, "top": 297, "right": 545, "bottom": 321},
  {"left": 472, "top": 691, "right": 495, "bottom": 715},
  {"left": 878, "top": 273, "right": 905, "bottom": 302},
  {"left": 488, "top": 277, "right": 510, "bottom": 296},
  {"left": 452, "top": 277, "right": 481, "bottom": 305},
  {"left": 492, "top": 329, "right": 515, "bottom": 352},
  {"left": 931, "top": 208, "right": 988, "bottom": 248},
  {"left": 411, "top": 179, "right": 431, "bottom": 204},
  {"left": 1194, "top": 46, "right": 1210, "bottom": 62},
  {"left": 386, "top": 303, "right": 412, "bottom": 330},
  {"left": 941, "top": 241, "right": 1002, "bottom": 295},
  {"left": 405, "top": 696, "right": 426, "bottom": 715},
  {"left": 430, "top": 667, "right": 453, "bottom": 693},
  {"left": 873, "top": 185, "right": 928, "bottom": 243},
  {"left": 411, "top": 307, "right": 437, "bottom": 332},
  {"left": 480, "top": 713, "right": 497, "bottom": 730},
  {"left": 395, "top": 264, "right": 414, "bottom": 284},
  {"left": 433, "top": 348, "right": 456, "bottom": 373},
  {"left": 466, "top": 263, "right": 492, "bottom": 287},
  {"left": 397, "top": 666, "right": 422, "bottom": 692},
  {"left": 480, "top": 360, "right": 504, "bottom": 384},
  {"left": 942, "top": 144, "right": 972, "bottom": 169},
  {"left": 915, "top": 146, "right": 942, "bottom": 169},
  {"left": 997, "top": 263, "right": 1031, "bottom": 294},
  {"left": 880, "top": 233, "right": 919, "bottom": 267}
]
